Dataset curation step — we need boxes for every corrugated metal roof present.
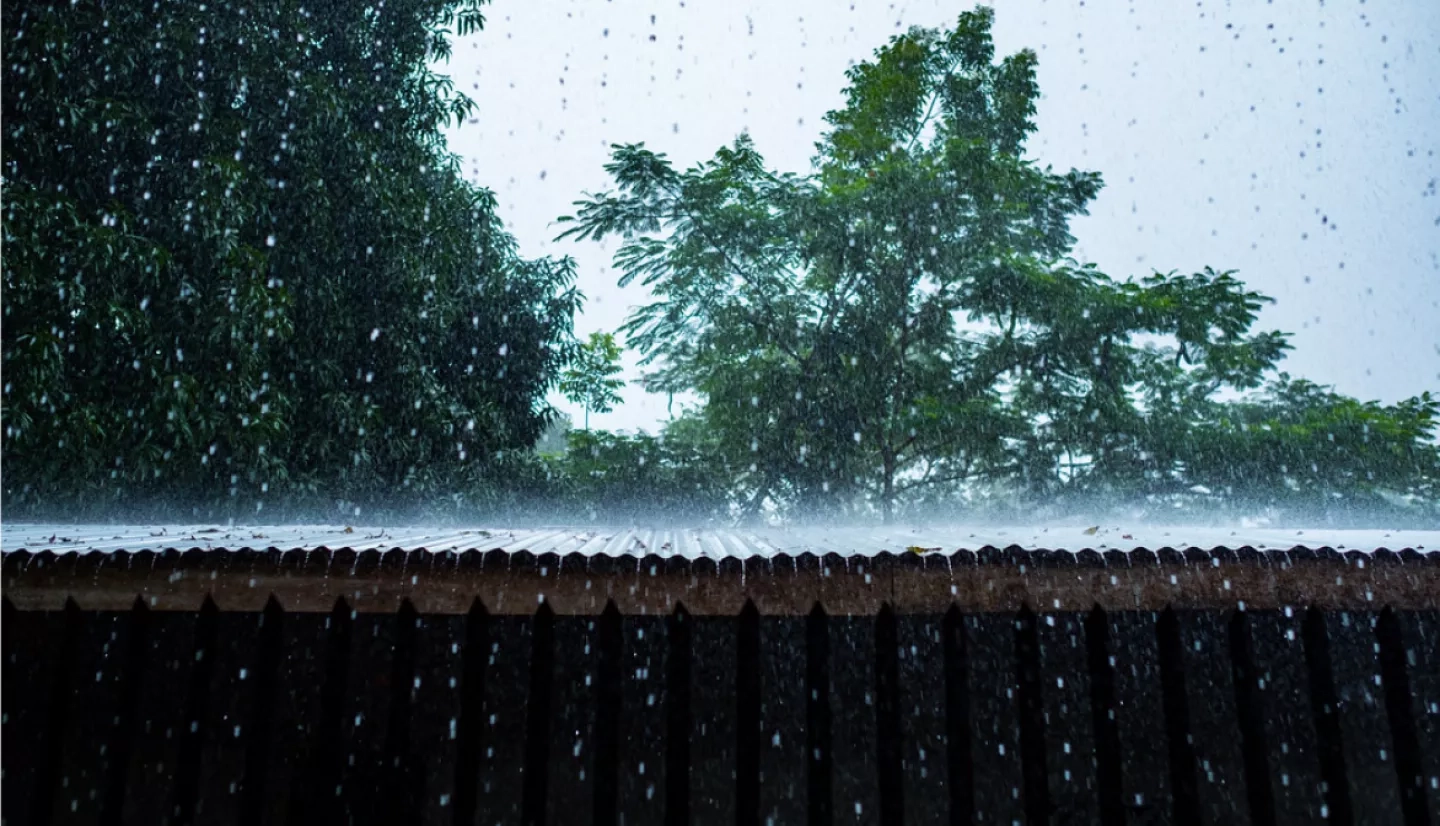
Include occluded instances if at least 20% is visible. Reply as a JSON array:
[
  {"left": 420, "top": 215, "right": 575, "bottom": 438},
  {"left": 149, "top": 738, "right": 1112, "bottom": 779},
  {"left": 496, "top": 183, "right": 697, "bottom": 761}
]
[
  {"left": 2, "top": 522, "right": 1435, "bottom": 556},
  {"left": 6, "top": 523, "right": 1438, "bottom": 615}
]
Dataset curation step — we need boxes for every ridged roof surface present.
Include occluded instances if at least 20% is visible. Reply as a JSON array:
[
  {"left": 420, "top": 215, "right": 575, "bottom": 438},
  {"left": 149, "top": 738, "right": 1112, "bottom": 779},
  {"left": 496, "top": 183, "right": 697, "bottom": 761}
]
[{"left": 2, "top": 523, "right": 1435, "bottom": 556}]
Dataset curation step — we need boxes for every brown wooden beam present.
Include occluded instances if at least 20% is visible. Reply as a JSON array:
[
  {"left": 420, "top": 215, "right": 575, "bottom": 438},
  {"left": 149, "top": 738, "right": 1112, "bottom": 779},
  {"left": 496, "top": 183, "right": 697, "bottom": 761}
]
[{"left": 3, "top": 547, "right": 1436, "bottom": 615}]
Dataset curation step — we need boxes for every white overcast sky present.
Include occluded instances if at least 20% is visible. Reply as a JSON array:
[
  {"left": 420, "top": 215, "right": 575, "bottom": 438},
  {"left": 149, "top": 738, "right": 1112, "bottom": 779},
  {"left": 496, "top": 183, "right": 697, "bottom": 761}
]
[{"left": 442, "top": 0, "right": 1440, "bottom": 434}]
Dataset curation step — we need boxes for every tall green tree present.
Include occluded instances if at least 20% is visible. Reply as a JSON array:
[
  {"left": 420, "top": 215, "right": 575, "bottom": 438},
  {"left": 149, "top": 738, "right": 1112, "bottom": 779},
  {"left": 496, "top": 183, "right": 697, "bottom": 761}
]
[
  {"left": 2, "top": 0, "right": 579, "bottom": 518},
  {"left": 559, "top": 7, "right": 1292, "bottom": 523},
  {"left": 559, "top": 332, "right": 626, "bottom": 431}
]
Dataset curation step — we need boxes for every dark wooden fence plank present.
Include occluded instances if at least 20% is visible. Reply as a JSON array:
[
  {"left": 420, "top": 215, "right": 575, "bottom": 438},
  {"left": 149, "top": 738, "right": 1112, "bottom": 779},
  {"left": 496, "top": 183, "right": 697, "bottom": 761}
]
[
  {"left": 1323, "top": 610, "right": 1404, "bottom": 825},
  {"left": 411, "top": 613, "right": 466, "bottom": 826},
  {"left": 1177, "top": 611, "right": 1251, "bottom": 826},
  {"left": 476, "top": 615, "right": 533, "bottom": 826},
  {"left": 51, "top": 610, "right": 135, "bottom": 826},
  {"left": 1243, "top": 610, "right": 1326, "bottom": 826},
  {"left": 340, "top": 612, "right": 402, "bottom": 826},
  {"left": 965, "top": 612, "right": 1026, "bottom": 826},
  {"left": 191, "top": 611, "right": 264, "bottom": 825},
  {"left": 1110, "top": 611, "right": 1174, "bottom": 825},
  {"left": 1395, "top": 611, "right": 1440, "bottom": 824},
  {"left": 758, "top": 615, "right": 808, "bottom": 826},
  {"left": 1039, "top": 611, "right": 1099, "bottom": 824},
  {"left": 257, "top": 609, "right": 336, "bottom": 826},
  {"left": 897, "top": 613, "right": 948, "bottom": 825},
  {"left": 546, "top": 616, "right": 596, "bottom": 826},
  {"left": 830, "top": 615, "right": 879, "bottom": 826},
  {"left": 3, "top": 603, "right": 67, "bottom": 826},
  {"left": 691, "top": 616, "right": 738, "bottom": 824},
  {"left": 616, "top": 615, "right": 668, "bottom": 824},
  {"left": 941, "top": 608, "right": 973, "bottom": 826},
  {"left": 737, "top": 604, "right": 761, "bottom": 826},
  {"left": 120, "top": 610, "right": 200, "bottom": 824}
]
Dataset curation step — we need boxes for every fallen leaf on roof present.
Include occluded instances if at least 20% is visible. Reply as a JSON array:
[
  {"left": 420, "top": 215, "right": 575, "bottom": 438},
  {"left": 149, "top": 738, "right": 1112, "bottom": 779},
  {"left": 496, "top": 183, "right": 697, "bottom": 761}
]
[
  {"left": 1083, "top": 526, "right": 1100, "bottom": 536},
  {"left": 343, "top": 526, "right": 355, "bottom": 534},
  {"left": 907, "top": 545, "right": 942, "bottom": 555}
]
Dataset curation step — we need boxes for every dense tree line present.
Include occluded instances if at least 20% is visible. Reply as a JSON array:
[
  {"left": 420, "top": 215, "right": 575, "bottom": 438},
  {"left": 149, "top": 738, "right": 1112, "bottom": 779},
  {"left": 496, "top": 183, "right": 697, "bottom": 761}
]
[
  {"left": 3, "top": 0, "right": 579, "bottom": 520},
  {"left": 3, "top": 3, "right": 1434, "bottom": 525}
]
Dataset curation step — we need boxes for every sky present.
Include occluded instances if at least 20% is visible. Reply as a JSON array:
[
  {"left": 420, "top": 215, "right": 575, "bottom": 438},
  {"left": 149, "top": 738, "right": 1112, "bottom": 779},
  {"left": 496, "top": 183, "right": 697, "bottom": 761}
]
[{"left": 442, "top": 0, "right": 1440, "bottom": 434}]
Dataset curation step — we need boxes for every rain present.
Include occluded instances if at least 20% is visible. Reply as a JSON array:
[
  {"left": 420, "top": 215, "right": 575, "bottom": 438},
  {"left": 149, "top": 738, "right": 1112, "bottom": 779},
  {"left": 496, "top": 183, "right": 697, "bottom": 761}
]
[{"left": 2, "top": 1, "right": 1439, "bottom": 824}]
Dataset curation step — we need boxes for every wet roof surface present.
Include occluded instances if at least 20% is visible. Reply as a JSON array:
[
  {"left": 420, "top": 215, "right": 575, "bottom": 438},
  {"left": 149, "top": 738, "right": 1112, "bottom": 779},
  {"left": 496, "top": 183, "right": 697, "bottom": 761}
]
[{"left": 3, "top": 523, "right": 1435, "bottom": 557}]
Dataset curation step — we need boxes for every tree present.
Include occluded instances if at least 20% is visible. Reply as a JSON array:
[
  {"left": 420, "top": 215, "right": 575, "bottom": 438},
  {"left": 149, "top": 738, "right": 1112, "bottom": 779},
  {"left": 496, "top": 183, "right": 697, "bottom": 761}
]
[
  {"left": 544, "top": 422, "right": 730, "bottom": 523},
  {"left": 1173, "top": 379, "right": 1439, "bottom": 524},
  {"left": 559, "top": 7, "right": 1293, "bottom": 523},
  {"left": 533, "top": 411, "right": 574, "bottom": 456},
  {"left": 490, "top": 408, "right": 730, "bottom": 523},
  {"left": 559, "top": 332, "right": 626, "bottom": 431},
  {"left": 2, "top": 0, "right": 579, "bottom": 518}
]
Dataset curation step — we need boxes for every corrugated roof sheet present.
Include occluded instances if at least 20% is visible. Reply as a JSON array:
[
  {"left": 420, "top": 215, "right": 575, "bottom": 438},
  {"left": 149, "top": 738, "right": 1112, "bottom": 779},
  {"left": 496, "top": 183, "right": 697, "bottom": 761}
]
[{"left": 2, "top": 522, "right": 1435, "bottom": 556}]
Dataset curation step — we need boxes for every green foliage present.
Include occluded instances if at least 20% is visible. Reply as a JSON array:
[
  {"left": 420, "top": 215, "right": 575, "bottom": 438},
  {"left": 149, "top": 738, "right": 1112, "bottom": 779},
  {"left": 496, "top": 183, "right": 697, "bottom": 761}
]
[
  {"left": 559, "top": 332, "right": 626, "bottom": 430},
  {"left": 1181, "top": 379, "right": 1440, "bottom": 517},
  {"left": 540, "top": 422, "right": 730, "bottom": 523},
  {"left": 5, "top": 1, "right": 1432, "bottom": 526},
  {"left": 477, "top": 413, "right": 731, "bottom": 524},
  {"left": 560, "top": 6, "right": 1436, "bottom": 524},
  {"left": 533, "top": 412, "right": 573, "bottom": 456},
  {"left": 2, "top": 0, "right": 579, "bottom": 519}
]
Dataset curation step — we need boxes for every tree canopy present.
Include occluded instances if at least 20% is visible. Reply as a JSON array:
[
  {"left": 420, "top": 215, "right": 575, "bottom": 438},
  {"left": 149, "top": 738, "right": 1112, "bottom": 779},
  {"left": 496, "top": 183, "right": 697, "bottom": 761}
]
[
  {"left": 559, "top": 332, "right": 626, "bottom": 431},
  {"left": 2, "top": 0, "right": 579, "bottom": 519},
  {"left": 559, "top": 7, "right": 1437, "bottom": 524},
  {"left": 3, "top": 2, "right": 1433, "bottom": 526}
]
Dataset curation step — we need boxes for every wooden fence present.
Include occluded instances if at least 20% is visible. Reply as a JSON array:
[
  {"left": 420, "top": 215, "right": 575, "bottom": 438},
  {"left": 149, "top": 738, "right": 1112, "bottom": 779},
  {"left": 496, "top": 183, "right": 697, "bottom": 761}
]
[{"left": 3, "top": 546, "right": 1439, "bottom": 825}]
